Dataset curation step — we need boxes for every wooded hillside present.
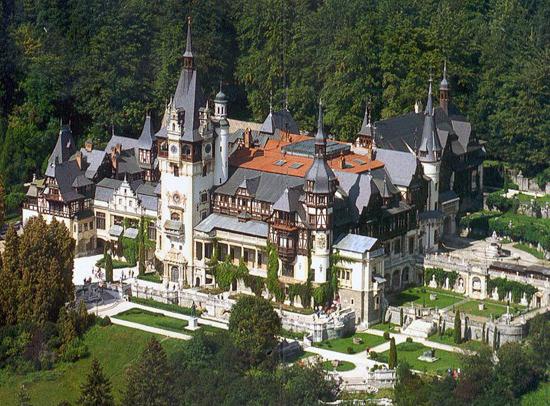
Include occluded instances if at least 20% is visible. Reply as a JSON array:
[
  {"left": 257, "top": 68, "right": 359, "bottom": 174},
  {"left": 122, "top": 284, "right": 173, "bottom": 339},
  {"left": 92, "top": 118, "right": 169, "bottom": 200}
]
[{"left": 0, "top": 0, "right": 548, "bottom": 210}]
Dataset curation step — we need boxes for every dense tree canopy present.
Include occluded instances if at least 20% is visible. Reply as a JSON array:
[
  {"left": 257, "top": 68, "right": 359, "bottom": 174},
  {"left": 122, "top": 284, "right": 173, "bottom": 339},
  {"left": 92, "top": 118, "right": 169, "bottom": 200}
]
[{"left": 0, "top": 0, "right": 548, "bottom": 212}]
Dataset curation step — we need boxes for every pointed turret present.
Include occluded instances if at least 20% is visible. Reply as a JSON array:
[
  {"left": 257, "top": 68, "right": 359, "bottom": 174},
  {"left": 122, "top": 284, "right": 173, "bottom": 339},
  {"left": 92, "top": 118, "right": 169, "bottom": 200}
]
[
  {"left": 182, "top": 16, "right": 194, "bottom": 70},
  {"left": 358, "top": 100, "right": 374, "bottom": 137},
  {"left": 137, "top": 114, "right": 155, "bottom": 149},
  {"left": 418, "top": 77, "right": 442, "bottom": 163},
  {"left": 440, "top": 60, "right": 450, "bottom": 114},
  {"left": 172, "top": 16, "right": 205, "bottom": 142},
  {"left": 305, "top": 101, "right": 337, "bottom": 195},
  {"left": 314, "top": 100, "right": 327, "bottom": 157},
  {"left": 47, "top": 125, "right": 77, "bottom": 176}
]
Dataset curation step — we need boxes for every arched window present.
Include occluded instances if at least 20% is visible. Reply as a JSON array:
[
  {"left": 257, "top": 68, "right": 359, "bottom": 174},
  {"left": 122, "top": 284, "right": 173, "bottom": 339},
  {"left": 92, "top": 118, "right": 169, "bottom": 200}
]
[
  {"left": 171, "top": 212, "right": 181, "bottom": 221},
  {"left": 182, "top": 145, "right": 191, "bottom": 157}
]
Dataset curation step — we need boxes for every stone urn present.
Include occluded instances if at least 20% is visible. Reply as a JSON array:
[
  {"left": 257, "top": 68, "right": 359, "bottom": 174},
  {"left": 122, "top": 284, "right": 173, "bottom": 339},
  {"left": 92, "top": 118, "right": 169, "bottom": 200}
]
[
  {"left": 430, "top": 293, "right": 437, "bottom": 301},
  {"left": 331, "top": 359, "right": 340, "bottom": 368},
  {"left": 352, "top": 337, "right": 363, "bottom": 345},
  {"left": 478, "top": 303, "right": 485, "bottom": 311}
]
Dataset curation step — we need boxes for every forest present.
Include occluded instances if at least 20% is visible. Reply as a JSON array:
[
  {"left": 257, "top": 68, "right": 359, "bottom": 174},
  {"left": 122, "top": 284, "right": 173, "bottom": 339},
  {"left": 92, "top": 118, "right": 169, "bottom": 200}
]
[{"left": 0, "top": 0, "right": 548, "bottom": 213}]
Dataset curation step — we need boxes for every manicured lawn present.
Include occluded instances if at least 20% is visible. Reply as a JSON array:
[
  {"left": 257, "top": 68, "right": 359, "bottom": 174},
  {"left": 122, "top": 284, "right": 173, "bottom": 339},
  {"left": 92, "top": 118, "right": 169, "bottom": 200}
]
[
  {"left": 137, "top": 272, "right": 163, "bottom": 283},
  {"left": 113, "top": 308, "right": 189, "bottom": 333},
  {"left": 129, "top": 297, "right": 203, "bottom": 317},
  {"left": 389, "top": 287, "right": 464, "bottom": 309},
  {"left": 379, "top": 342, "right": 463, "bottom": 375},
  {"left": 313, "top": 332, "right": 386, "bottom": 354},
  {"left": 457, "top": 300, "right": 511, "bottom": 318},
  {"left": 0, "top": 325, "right": 182, "bottom": 405},
  {"left": 513, "top": 243, "right": 545, "bottom": 260},
  {"left": 521, "top": 382, "right": 550, "bottom": 406},
  {"left": 322, "top": 360, "right": 356, "bottom": 372},
  {"left": 427, "top": 333, "right": 490, "bottom": 353}
]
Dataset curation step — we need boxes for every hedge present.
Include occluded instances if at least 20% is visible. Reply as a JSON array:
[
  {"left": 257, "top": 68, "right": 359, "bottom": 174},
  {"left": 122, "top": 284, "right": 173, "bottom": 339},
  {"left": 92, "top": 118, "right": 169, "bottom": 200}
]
[
  {"left": 487, "top": 277, "right": 537, "bottom": 303},
  {"left": 424, "top": 267, "right": 459, "bottom": 289}
]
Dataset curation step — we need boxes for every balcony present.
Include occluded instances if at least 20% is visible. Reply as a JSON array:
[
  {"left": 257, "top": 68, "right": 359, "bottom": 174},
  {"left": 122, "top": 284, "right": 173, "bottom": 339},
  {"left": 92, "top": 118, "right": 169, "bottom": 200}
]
[{"left": 277, "top": 245, "right": 297, "bottom": 263}]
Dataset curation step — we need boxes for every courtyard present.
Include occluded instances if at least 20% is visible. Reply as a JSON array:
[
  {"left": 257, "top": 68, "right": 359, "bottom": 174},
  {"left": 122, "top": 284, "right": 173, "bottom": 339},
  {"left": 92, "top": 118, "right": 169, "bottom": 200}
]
[
  {"left": 378, "top": 341, "right": 463, "bottom": 375},
  {"left": 388, "top": 287, "right": 464, "bottom": 309},
  {"left": 313, "top": 332, "right": 387, "bottom": 354}
]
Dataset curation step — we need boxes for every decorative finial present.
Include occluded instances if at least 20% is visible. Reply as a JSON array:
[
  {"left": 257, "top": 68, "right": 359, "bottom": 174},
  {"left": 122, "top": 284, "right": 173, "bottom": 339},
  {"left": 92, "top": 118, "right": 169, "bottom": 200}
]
[
  {"left": 367, "top": 98, "right": 372, "bottom": 125},
  {"left": 269, "top": 90, "right": 273, "bottom": 113},
  {"left": 443, "top": 59, "right": 447, "bottom": 80}
]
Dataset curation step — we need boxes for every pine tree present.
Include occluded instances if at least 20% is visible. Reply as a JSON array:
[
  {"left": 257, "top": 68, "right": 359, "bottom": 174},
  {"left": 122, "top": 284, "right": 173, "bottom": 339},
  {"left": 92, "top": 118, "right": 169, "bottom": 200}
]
[
  {"left": 78, "top": 359, "right": 114, "bottom": 406},
  {"left": 454, "top": 310, "right": 461, "bottom": 344},
  {"left": 0, "top": 175, "right": 5, "bottom": 227},
  {"left": 0, "top": 224, "right": 20, "bottom": 325},
  {"left": 105, "top": 253, "right": 113, "bottom": 283},
  {"left": 388, "top": 337, "right": 397, "bottom": 369},
  {"left": 122, "top": 338, "right": 176, "bottom": 406}
]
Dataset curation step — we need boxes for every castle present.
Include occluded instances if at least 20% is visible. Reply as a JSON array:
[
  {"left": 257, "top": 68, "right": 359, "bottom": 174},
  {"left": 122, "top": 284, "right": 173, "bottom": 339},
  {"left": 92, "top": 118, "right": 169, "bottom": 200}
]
[{"left": 22, "top": 20, "right": 484, "bottom": 325}]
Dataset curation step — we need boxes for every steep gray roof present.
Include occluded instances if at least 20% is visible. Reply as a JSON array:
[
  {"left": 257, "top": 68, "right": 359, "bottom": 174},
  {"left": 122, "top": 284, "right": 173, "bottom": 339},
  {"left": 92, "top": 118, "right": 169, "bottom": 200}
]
[
  {"left": 375, "top": 148, "right": 418, "bottom": 187},
  {"left": 358, "top": 102, "right": 375, "bottom": 137},
  {"left": 195, "top": 212, "right": 269, "bottom": 238},
  {"left": 216, "top": 168, "right": 303, "bottom": 203},
  {"left": 334, "top": 233, "right": 378, "bottom": 253},
  {"left": 305, "top": 103, "right": 337, "bottom": 193},
  {"left": 105, "top": 135, "right": 139, "bottom": 152},
  {"left": 137, "top": 115, "right": 155, "bottom": 149},
  {"left": 50, "top": 160, "right": 86, "bottom": 202},
  {"left": 172, "top": 68, "right": 204, "bottom": 142},
  {"left": 80, "top": 148, "right": 106, "bottom": 179},
  {"left": 94, "top": 178, "right": 159, "bottom": 212},
  {"left": 47, "top": 126, "right": 77, "bottom": 174},
  {"left": 259, "top": 109, "right": 299, "bottom": 135},
  {"left": 273, "top": 187, "right": 302, "bottom": 212},
  {"left": 418, "top": 81, "right": 443, "bottom": 162}
]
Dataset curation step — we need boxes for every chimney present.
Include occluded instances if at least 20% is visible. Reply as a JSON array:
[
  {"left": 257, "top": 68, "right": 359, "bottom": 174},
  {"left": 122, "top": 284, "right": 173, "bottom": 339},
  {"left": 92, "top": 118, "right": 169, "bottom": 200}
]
[
  {"left": 85, "top": 139, "right": 93, "bottom": 152},
  {"left": 244, "top": 128, "right": 253, "bottom": 148},
  {"left": 338, "top": 153, "right": 346, "bottom": 169},
  {"left": 75, "top": 151, "right": 83, "bottom": 169}
]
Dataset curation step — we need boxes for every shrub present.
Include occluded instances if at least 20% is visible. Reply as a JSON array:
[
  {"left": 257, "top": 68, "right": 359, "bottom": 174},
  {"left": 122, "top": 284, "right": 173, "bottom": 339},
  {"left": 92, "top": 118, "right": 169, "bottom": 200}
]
[
  {"left": 346, "top": 346, "right": 355, "bottom": 354},
  {"left": 383, "top": 331, "right": 390, "bottom": 340},
  {"left": 369, "top": 351, "right": 378, "bottom": 360},
  {"left": 406, "top": 337, "right": 413, "bottom": 343},
  {"left": 98, "top": 316, "right": 112, "bottom": 327},
  {"left": 61, "top": 338, "right": 89, "bottom": 362},
  {"left": 399, "top": 342, "right": 424, "bottom": 352}
]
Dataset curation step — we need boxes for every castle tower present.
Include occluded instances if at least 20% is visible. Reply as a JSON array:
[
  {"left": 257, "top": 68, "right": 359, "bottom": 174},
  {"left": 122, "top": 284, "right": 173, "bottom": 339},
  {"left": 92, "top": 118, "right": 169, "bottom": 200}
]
[
  {"left": 156, "top": 17, "right": 214, "bottom": 287},
  {"left": 439, "top": 60, "right": 450, "bottom": 115},
  {"left": 418, "top": 77, "right": 442, "bottom": 211},
  {"left": 304, "top": 101, "right": 338, "bottom": 283},
  {"left": 418, "top": 78, "right": 443, "bottom": 252},
  {"left": 214, "top": 83, "right": 227, "bottom": 120}
]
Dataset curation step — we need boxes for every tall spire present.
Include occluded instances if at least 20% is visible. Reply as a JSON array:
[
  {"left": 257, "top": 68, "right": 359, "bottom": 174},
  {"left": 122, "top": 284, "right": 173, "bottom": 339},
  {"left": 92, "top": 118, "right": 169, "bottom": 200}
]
[
  {"left": 315, "top": 100, "right": 327, "bottom": 153},
  {"left": 425, "top": 75, "right": 433, "bottom": 115},
  {"left": 440, "top": 59, "right": 449, "bottom": 90},
  {"left": 439, "top": 60, "right": 450, "bottom": 114},
  {"left": 182, "top": 16, "right": 194, "bottom": 70},
  {"left": 419, "top": 78, "right": 442, "bottom": 162}
]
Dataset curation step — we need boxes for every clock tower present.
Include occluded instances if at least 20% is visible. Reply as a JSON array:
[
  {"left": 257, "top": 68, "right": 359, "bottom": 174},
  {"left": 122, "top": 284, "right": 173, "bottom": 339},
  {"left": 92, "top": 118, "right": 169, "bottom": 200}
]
[
  {"left": 156, "top": 17, "right": 215, "bottom": 287},
  {"left": 304, "top": 102, "right": 338, "bottom": 283}
]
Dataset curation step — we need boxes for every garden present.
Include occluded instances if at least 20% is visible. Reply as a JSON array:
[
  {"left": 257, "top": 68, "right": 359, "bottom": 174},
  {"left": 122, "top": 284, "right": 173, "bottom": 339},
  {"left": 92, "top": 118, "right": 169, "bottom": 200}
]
[
  {"left": 377, "top": 342, "right": 463, "bottom": 375},
  {"left": 313, "top": 332, "right": 386, "bottom": 354},
  {"left": 322, "top": 360, "right": 356, "bottom": 372},
  {"left": 388, "top": 286, "right": 465, "bottom": 309},
  {"left": 112, "top": 308, "right": 189, "bottom": 333}
]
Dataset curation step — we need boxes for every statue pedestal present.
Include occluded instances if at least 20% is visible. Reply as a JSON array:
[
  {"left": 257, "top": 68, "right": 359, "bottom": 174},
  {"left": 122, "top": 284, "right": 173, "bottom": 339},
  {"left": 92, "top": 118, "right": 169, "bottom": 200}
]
[{"left": 185, "top": 317, "right": 200, "bottom": 331}]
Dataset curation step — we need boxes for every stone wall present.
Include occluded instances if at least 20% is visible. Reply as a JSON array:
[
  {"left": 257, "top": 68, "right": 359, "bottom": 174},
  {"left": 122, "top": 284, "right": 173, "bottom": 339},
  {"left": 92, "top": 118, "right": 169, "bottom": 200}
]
[
  {"left": 508, "top": 170, "right": 550, "bottom": 194},
  {"left": 129, "top": 281, "right": 356, "bottom": 342}
]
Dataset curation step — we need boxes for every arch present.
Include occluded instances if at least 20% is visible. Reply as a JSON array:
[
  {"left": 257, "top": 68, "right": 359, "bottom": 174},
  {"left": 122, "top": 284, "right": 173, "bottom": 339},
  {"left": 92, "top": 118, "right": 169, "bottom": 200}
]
[
  {"left": 472, "top": 277, "right": 482, "bottom": 293},
  {"left": 170, "top": 266, "right": 179, "bottom": 282},
  {"left": 401, "top": 267, "right": 410, "bottom": 285},
  {"left": 231, "top": 279, "right": 237, "bottom": 291},
  {"left": 195, "top": 277, "right": 201, "bottom": 287},
  {"left": 392, "top": 269, "right": 401, "bottom": 290},
  {"left": 384, "top": 274, "right": 391, "bottom": 290}
]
